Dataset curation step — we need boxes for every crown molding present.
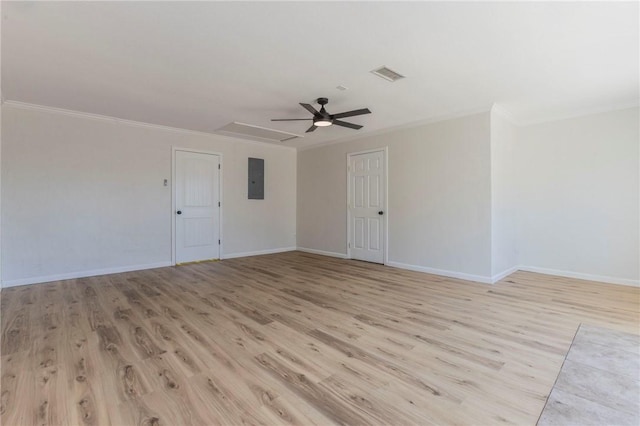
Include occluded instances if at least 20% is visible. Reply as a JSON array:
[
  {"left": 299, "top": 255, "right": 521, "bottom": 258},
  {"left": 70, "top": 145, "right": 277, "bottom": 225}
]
[
  {"left": 504, "top": 100, "right": 640, "bottom": 127},
  {"left": 491, "top": 104, "right": 522, "bottom": 125},
  {"left": 2, "top": 100, "right": 297, "bottom": 151},
  {"left": 6, "top": 99, "right": 636, "bottom": 152}
]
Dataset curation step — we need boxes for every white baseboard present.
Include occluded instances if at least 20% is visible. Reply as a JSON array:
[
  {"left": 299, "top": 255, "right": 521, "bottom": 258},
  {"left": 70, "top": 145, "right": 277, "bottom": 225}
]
[
  {"left": 296, "top": 247, "right": 349, "bottom": 259},
  {"left": 386, "top": 261, "right": 492, "bottom": 284},
  {"left": 1, "top": 261, "right": 173, "bottom": 288},
  {"left": 3, "top": 255, "right": 635, "bottom": 291},
  {"left": 518, "top": 265, "right": 639, "bottom": 287},
  {"left": 222, "top": 247, "right": 296, "bottom": 260},
  {"left": 491, "top": 266, "right": 519, "bottom": 283}
]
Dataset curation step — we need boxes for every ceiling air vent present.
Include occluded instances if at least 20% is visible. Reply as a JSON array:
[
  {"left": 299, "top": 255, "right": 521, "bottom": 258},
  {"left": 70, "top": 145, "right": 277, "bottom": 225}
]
[
  {"left": 371, "top": 66, "right": 405, "bottom": 82},
  {"left": 217, "top": 122, "right": 301, "bottom": 143}
]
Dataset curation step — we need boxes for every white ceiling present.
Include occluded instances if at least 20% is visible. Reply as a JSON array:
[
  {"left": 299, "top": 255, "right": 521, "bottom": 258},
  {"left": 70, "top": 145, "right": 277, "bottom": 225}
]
[{"left": 3, "top": 1, "right": 638, "bottom": 149}]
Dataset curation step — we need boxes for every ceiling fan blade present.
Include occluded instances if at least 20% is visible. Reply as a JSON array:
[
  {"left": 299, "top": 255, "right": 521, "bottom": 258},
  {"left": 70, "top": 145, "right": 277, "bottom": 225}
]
[
  {"left": 306, "top": 124, "right": 318, "bottom": 133},
  {"left": 300, "top": 103, "right": 319, "bottom": 116},
  {"left": 271, "top": 118, "right": 313, "bottom": 121},
  {"left": 332, "top": 108, "right": 371, "bottom": 119},
  {"left": 333, "top": 120, "right": 363, "bottom": 130}
]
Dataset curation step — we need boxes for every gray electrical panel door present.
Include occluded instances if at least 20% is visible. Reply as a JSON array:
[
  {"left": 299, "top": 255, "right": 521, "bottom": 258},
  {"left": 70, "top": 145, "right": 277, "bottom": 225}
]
[{"left": 248, "top": 158, "right": 264, "bottom": 199}]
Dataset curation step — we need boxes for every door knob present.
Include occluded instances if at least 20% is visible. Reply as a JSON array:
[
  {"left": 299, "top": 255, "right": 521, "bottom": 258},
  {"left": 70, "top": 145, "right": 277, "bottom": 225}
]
[
  {"left": 176, "top": 210, "right": 182, "bottom": 215},
  {"left": 378, "top": 211, "right": 384, "bottom": 215}
]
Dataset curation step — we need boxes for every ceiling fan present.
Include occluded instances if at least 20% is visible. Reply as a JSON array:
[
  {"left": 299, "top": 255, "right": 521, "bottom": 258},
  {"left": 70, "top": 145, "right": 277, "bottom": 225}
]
[{"left": 272, "top": 97, "right": 371, "bottom": 133}]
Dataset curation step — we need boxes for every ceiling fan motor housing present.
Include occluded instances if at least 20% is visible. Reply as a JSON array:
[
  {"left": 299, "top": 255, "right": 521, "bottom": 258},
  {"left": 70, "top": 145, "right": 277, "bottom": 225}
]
[{"left": 317, "top": 106, "right": 330, "bottom": 117}]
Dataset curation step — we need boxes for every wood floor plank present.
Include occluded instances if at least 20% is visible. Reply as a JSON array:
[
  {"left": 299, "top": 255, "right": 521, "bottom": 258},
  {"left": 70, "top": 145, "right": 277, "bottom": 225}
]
[
  {"left": 1, "top": 305, "right": 31, "bottom": 356},
  {"left": 1, "top": 351, "right": 33, "bottom": 424},
  {"left": 317, "top": 374, "right": 429, "bottom": 425},
  {"left": 184, "top": 371, "right": 273, "bottom": 426},
  {"left": 1, "top": 251, "right": 638, "bottom": 425},
  {"left": 255, "top": 351, "right": 372, "bottom": 426}
]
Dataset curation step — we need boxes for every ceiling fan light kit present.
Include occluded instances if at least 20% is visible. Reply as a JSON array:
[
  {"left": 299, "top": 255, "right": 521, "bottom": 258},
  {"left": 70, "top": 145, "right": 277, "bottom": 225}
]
[
  {"left": 314, "top": 119, "right": 333, "bottom": 127},
  {"left": 272, "top": 97, "right": 371, "bottom": 133}
]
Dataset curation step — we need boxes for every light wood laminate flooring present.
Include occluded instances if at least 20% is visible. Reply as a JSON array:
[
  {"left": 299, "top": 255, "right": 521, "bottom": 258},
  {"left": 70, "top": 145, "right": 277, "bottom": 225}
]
[{"left": 1, "top": 251, "right": 639, "bottom": 425}]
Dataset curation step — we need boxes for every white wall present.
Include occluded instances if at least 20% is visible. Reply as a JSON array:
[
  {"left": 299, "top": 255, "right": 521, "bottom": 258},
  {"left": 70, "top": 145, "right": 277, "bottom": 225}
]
[
  {"left": 299, "top": 107, "right": 639, "bottom": 286},
  {"left": 490, "top": 107, "right": 518, "bottom": 278},
  {"left": 516, "top": 107, "right": 639, "bottom": 284},
  {"left": 298, "top": 112, "right": 493, "bottom": 281},
  {"left": 3, "top": 102, "right": 636, "bottom": 288},
  {"left": 1, "top": 104, "right": 297, "bottom": 286}
]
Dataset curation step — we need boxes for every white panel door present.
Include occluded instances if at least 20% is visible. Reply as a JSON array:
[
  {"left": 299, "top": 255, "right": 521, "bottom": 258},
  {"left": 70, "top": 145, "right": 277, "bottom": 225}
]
[
  {"left": 349, "top": 150, "right": 385, "bottom": 264},
  {"left": 175, "top": 151, "right": 220, "bottom": 263}
]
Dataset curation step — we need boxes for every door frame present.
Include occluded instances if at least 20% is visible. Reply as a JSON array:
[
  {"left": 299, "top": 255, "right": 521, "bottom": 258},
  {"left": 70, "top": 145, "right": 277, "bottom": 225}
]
[
  {"left": 346, "top": 147, "right": 389, "bottom": 265},
  {"left": 171, "top": 147, "right": 224, "bottom": 265}
]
